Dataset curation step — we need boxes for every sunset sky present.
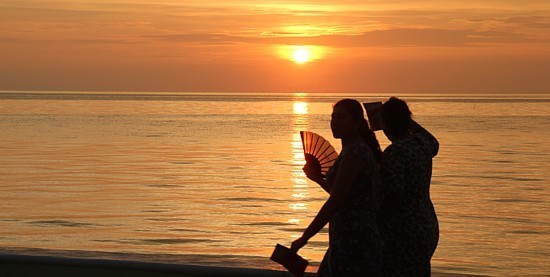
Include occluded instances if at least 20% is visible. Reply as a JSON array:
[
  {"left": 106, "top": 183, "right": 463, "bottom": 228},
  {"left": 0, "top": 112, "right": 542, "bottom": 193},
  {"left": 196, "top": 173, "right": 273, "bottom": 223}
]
[{"left": 1, "top": 0, "right": 549, "bottom": 93}]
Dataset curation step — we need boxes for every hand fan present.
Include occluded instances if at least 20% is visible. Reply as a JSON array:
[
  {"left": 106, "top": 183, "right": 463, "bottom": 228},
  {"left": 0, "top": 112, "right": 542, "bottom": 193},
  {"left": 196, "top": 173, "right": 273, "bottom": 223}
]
[{"left": 300, "top": 131, "right": 339, "bottom": 177}]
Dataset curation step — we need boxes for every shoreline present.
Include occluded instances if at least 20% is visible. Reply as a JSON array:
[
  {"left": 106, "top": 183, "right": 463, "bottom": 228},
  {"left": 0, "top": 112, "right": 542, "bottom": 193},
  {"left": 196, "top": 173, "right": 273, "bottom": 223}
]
[{"left": 1, "top": 254, "right": 484, "bottom": 277}]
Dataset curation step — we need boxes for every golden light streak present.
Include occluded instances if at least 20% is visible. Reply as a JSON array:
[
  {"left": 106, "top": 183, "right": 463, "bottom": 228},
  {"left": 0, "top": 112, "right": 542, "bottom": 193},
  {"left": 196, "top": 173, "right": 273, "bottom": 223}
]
[
  {"left": 293, "top": 101, "right": 309, "bottom": 114},
  {"left": 288, "top": 93, "right": 310, "bottom": 224}
]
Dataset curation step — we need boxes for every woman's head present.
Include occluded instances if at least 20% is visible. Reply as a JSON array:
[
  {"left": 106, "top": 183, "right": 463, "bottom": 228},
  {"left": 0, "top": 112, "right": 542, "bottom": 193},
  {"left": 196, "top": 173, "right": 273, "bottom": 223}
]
[
  {"left": 332, "top": 99, "right": 381, "bottom": 162},
  {"left": 331, "top": 99, "right": 365, "bottom": 139},
  {"left": 381, "top": 97, "right": 412, "bottom": 141}
]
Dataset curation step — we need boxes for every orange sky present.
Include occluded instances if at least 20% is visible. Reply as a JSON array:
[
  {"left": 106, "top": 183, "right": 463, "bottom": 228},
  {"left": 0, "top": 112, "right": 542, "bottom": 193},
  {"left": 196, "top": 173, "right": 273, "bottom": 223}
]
[{"left": 1, "top": 0, "right": 549, "bottom": 93}]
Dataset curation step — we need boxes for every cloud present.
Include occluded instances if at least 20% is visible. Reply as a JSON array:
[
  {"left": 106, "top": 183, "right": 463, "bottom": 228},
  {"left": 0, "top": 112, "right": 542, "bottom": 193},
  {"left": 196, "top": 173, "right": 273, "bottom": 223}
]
[
  {"left": 503, "top": 16, "right": 550, "bottom": 29},
  {"left": 144, "top": 28, "right": 544, "bottom": 47},
  {"left": 3, "top": 1, "right": 550, "bottom": 42},
  {"left": 3, "top": 0, "right": 549, "bottom": 52},
  {"left": 315, "top": 29, "right": 540, "bottom": 47}
]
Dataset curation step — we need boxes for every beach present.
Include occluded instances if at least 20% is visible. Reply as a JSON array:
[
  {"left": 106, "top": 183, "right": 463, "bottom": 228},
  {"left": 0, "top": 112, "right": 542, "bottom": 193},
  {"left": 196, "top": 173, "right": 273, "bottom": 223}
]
[
  {"left": 1, "top": 254, "right": 483, "bottom": 277},
  {"left": 1, "top": 254, "right": 293, "bottom": 277}
]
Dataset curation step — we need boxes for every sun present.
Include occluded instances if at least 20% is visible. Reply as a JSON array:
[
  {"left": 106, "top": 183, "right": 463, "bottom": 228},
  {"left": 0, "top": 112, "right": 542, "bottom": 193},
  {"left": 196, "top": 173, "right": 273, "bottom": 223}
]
[
  {"left": 292, "top": 47, "right": 311, "bottom": 64},
  {"left": 276, "top": 45, "right": 327, "bottom": 64}
]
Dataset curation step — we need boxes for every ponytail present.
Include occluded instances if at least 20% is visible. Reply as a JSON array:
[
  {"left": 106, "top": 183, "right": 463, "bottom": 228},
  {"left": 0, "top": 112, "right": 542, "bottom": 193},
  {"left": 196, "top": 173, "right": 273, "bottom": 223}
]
[
  {"left": 334, "top": 98, "right": 382, "bottom": 163},
  {"left": 359, "top": 118, "right": 382, "bottom": 163}
]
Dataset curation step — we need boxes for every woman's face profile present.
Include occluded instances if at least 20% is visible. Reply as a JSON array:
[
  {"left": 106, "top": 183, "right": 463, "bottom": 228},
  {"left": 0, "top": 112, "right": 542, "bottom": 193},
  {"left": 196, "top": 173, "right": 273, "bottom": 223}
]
[{"left": 331, "top": 105, "right": 355, "bottom": 139}]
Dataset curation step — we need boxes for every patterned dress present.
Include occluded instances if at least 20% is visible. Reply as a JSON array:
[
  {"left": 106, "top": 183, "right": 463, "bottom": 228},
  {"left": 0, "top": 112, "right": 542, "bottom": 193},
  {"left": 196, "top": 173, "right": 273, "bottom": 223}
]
[
  {"left": 379, "top": 130, "right": 439, "bottom": 276},
  {"left": 317, "top": 140, "right": 382, "bottom": 277}
]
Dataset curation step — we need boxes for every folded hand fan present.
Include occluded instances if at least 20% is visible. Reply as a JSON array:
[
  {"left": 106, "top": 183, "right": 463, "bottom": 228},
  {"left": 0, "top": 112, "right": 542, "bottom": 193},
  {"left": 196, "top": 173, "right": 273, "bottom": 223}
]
[
  {"left": 270, "top": 244, "right": 309, "bottom": 277},
  {"left": 300, "top": 131, "right": 339, "bottom": 177}
]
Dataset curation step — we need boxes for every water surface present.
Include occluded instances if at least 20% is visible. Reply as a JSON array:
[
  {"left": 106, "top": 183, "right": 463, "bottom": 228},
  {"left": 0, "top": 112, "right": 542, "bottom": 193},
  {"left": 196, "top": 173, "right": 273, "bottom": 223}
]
[{"left": 0, "top": 92, "right": 548, "bottom": 276}]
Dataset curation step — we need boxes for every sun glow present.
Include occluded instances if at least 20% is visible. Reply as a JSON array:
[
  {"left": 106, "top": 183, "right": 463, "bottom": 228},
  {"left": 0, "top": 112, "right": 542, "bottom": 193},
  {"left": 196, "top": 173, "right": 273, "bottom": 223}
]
[{"left": 277, "top": 45, "right": 328, "bottom": 64}]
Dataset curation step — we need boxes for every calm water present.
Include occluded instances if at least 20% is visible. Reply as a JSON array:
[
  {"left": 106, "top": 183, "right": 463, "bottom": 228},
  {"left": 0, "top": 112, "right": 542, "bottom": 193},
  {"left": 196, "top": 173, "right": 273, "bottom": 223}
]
[{"left": 0, "top": 92, "right": 548, "bottom": 276}]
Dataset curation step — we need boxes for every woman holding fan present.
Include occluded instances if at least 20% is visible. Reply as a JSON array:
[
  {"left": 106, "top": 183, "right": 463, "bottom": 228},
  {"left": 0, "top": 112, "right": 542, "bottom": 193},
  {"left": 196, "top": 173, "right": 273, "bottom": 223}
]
[{"left": 290, "top": 99, "right": 383, "bottom": 276}]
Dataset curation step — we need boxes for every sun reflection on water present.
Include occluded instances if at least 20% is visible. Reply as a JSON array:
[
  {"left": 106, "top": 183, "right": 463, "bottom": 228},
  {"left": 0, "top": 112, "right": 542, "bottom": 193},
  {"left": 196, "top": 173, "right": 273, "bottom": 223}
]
[
  {"left": 293, "top": 101, "right": 308, "bottom": 115},
  {"left": 288, "top": 93, "right": 310, "bottom": 226}
]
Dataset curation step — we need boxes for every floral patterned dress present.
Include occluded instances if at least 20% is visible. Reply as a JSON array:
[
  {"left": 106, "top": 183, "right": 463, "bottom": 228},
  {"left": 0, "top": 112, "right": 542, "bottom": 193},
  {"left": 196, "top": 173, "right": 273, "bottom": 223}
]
[
  {"left": 379, "top": 130, "right": 440, "bottom": 276},
  {"left": 317, "top": 140, "right": 382, "bottom": 277}
]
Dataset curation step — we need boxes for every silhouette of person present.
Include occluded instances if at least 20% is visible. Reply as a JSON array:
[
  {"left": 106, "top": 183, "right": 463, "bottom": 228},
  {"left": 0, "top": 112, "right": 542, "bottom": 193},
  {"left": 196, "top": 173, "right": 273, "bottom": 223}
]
[
  {"left": 290, "top": 99, "right": 383, "bottom": 276},
  {"left": 378, "top": 97, "right": 439, "bottom": 276}
]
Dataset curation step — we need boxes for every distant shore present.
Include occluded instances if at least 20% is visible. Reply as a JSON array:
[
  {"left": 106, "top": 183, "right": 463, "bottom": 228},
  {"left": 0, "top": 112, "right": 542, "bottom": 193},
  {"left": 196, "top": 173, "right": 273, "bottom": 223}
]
[{"left": 1, "top": 254, "right": 484, "bottom": 277}]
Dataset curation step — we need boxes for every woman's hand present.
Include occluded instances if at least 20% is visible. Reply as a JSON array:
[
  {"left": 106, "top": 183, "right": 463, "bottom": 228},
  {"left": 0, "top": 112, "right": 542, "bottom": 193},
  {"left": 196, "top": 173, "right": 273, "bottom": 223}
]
[
  {"left": 303, "top": 164, "right": 324, "bottom": 184},
  {"left": 290, "top": 236, "right": 309, "bottom": 252},
  {"left": 303, "top": 163, "right": 331, "bottom": 194}
]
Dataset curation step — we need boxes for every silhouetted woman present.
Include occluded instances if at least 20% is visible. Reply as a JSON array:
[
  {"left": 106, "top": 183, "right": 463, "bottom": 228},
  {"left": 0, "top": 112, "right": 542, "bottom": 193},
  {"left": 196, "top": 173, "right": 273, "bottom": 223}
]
[
  {"left": 290, "top": 99, "right": 383, "bottom": 276},
  {"left": 379, "top": 97, "right": 439, "bottom": 276}
]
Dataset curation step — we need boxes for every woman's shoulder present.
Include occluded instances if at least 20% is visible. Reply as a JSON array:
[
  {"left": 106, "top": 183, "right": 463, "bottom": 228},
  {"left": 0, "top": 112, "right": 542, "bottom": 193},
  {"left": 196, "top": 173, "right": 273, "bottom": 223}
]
[
  {"left": 341, "top": 140, "right": 373, "bottom": 159},
  {"left": 383, "top": 139, "right": 407, "bottom": 154},
  {"left": 383, "top": 133, "right": 436, "bottom": 161},
  {"left": 382, "top": 137, "right": 416, "bottom": 160}
]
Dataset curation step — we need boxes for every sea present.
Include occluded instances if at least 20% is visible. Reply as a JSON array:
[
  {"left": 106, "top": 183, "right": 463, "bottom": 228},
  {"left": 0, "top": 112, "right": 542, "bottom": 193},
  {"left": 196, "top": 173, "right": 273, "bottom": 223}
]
[{"left": 0, "top": 91, "right": 548, "bottom": 276}]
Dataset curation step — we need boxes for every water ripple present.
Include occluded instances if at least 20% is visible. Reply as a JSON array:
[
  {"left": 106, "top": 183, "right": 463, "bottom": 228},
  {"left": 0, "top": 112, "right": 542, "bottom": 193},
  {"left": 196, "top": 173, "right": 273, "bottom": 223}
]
[
  {"left": 220, "top": 197, "right": 288, "bottom": 203},
  {"left": 28, "top": 220, "right": 96, "bottom": 228}
]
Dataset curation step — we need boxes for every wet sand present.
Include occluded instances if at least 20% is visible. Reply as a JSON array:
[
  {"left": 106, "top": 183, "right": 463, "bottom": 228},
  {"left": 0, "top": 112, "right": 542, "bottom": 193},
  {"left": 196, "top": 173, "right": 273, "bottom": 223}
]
[{"left": 1, "top": 254, "right": 483, "bottom": 277}]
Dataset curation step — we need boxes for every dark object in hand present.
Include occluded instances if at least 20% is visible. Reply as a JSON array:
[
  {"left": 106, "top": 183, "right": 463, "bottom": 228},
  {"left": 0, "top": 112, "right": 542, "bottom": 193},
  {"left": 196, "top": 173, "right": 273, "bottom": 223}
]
[
  {"left": 270, "top": 244, "right": 309, "bottom": 277},
  {"left": 363, "top": 101, "right": 383, "bottom": 131}
]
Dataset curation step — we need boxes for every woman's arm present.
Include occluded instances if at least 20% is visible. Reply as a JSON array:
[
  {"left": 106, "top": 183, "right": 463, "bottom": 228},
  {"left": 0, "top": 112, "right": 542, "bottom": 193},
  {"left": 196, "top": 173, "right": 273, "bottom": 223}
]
[
  {"left": 314, "top": 178, "right": 331, "bottom": 194},
  {"left": 410, "top": 119, "right": 439, "bottom": 157},
  {"left": 409, "top": 118, "right": 424, "bottom": 134},
  {"left": 291, "top": 154, "right": 365, "bottom": 251}
]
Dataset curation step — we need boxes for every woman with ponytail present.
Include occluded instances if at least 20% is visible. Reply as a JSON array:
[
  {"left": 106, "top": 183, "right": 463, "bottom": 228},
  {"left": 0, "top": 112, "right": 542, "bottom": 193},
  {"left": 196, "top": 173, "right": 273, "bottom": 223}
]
[{"left": 290, "top": 99, "right": 383, "bottom": 276}]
